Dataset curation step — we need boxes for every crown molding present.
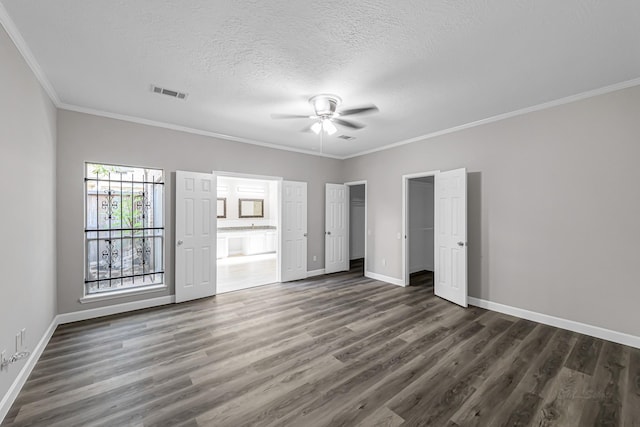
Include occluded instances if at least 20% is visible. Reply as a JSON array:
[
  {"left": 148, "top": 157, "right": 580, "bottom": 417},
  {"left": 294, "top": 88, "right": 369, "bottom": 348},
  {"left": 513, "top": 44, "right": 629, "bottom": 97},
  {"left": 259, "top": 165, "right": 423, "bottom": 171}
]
[
  {"left": 59, "top": 77, "right": 640, "bottom": 162},
  {"left": 343, "top": 77, "right": 640, "bottom": 160},
  {"left": 0, "top": 1, "right": 60, "bottom": 105},
  {"left": 58, "top": 103, "right": 343, "bottom": 160}
]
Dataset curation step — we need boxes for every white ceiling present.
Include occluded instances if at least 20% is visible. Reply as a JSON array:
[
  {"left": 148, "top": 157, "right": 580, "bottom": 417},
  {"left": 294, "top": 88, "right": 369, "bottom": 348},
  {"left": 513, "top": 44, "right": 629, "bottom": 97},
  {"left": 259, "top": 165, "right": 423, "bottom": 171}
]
[{"left": 2, "top": 1, "right": 640, "bottom": 158}]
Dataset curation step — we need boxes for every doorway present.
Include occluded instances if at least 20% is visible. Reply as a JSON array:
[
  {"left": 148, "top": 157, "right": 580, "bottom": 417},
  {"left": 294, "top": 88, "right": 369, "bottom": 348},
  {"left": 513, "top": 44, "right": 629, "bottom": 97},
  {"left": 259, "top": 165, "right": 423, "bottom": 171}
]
[
  {"left": 407, "top": 176, "right": 434, "bottom": 287},
  {"left": 324, "top": 181, "right": 367, "bottom": 275},
  {"left": 402, "top": 169, "right": 468, "bottom": 307},
  {"left": 216, "top": 174, "right": 280, "bottom": 293},
  {"left": 175, "top": 171, "right": 306, "bottom": 302},
  {"left": 348, "top": 182, "right": 366, "bottom": 275}
]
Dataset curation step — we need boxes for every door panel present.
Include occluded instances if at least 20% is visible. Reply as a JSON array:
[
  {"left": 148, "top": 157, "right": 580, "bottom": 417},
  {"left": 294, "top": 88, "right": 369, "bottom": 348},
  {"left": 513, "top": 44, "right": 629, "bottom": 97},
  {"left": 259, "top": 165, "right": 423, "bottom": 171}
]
[
  {"left": 281, "top": 181, "right": 307, "bottom": 281},
  {"left": 325, "top": 183, "right": 348, "bottom": 274},
  {"left": 435, "top": 168, "right": 467, "bottom": 307},
  {"left": 175, "top": 171, "right": 216, "bottom": 303}
]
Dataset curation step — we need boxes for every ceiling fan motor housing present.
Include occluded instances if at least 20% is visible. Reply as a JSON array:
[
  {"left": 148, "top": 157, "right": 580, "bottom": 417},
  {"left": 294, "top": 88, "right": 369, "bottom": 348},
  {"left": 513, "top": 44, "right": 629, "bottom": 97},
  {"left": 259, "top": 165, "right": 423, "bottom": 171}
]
[{"left": 309, "top": 94, "right": 341, "bottom": 117}]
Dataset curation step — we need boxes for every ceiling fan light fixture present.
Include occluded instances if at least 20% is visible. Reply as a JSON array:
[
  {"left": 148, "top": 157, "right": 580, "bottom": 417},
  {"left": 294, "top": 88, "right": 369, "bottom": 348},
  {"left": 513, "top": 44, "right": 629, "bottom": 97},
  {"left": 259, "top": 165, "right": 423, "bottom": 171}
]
[
  {"left": 323, "top": 120, "right": 337, "bottom": 135},
  {"left": 272, "top": 94, "right": 376, "bottom": 138},
  {"left": 310, "top": 122, "right": 322, "bottom": 134},
  {"left": 309, "top": 94, "right": 341, "bottom": 117}
]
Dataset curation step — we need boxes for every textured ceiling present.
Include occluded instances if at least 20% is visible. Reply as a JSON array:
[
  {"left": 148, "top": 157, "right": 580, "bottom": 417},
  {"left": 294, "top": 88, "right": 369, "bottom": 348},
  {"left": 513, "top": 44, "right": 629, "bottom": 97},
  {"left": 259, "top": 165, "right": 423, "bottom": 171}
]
[{"left": 2, "top": 0, "right": 640, "bottom": 158}]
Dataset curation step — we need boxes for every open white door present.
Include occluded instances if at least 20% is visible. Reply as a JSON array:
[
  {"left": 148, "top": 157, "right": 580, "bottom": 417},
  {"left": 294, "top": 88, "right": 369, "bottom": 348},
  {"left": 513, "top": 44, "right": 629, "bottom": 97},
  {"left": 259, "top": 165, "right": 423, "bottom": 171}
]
[
  {"left": 175, "top": 171, "right": 216, "bottom": 303},
  {"left": 325, "top": 183, "right": 349, "bottom": 274},
  {"left": 435, "top": 168, "right": 467, "bottom": 307},
  {"left": 281, "top": 181, "right": 307, "bottom": 281}
]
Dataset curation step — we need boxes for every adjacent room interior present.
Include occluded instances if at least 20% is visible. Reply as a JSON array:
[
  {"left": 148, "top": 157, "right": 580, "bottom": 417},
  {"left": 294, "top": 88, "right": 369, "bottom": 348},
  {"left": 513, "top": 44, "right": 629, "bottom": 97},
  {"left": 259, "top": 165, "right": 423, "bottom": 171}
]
[
  {"left": 2, "top": 1, "right": 640, "bottom": 425},
  {"left": 216, "top": 175, "right": 279, "bottom": 293}
]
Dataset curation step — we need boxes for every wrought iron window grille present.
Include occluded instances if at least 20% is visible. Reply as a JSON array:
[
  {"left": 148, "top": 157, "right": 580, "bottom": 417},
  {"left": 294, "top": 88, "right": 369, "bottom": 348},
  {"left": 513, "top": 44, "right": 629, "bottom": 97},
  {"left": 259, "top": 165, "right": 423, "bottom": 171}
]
[{"left": 84, "top": 163, "right": 165, "bottom": 294}]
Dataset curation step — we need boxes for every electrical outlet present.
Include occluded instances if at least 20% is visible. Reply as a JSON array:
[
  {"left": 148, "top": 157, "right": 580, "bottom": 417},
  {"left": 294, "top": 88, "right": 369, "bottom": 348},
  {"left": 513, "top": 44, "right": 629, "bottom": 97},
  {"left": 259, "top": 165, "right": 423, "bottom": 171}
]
[
  {"left": 21, "top": 328, "right": 26, "bottom": 350},
  {"left": 15, "top": 333, "right": 20, "bottom": 353},
  {"left": 382, "top": 258, "right": 386, "bottom": 267},
  {"left": 313, "top": 255, "right": 317, "bottom": 262}
]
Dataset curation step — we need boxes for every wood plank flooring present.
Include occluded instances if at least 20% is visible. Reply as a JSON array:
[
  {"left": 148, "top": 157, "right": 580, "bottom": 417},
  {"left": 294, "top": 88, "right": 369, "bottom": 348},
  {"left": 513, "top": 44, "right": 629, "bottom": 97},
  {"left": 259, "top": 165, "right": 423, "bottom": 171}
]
[{"left": 3, "top": 262, "right": 639, "bottom": 426}]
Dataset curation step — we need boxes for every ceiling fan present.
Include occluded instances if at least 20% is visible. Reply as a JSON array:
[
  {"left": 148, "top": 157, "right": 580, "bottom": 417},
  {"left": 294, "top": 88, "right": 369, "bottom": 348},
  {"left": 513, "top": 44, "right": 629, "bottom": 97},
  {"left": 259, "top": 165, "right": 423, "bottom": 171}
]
[{"left": 271, "top": 94, "right": 378, "bottom": 135}]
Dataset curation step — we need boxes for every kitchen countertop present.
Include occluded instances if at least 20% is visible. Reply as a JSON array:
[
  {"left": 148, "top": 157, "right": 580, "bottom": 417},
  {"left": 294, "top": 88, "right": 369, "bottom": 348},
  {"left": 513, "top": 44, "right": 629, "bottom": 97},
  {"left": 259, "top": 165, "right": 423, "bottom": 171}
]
[{"left": 217, "top": 226, "right": 277, "bottom": 232}]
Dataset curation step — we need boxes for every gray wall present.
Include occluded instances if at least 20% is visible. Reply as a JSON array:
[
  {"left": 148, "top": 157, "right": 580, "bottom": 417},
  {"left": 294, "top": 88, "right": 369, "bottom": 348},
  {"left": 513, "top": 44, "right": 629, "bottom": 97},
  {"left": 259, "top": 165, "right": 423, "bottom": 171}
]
[
  {"left": 343, "top": 85, "right": 640, "bottom": 337},
  {"left": 0, "top": 26, "right": 57, "bottom": 400},
  {"left": 56, "top": 110, "right": 343, "bottom": 314}
]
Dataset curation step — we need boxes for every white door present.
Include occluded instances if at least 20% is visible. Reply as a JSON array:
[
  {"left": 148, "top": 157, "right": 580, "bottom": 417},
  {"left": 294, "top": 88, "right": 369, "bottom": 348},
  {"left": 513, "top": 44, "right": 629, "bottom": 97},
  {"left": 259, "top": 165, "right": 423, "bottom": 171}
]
[
  {"left": 281, "top": 181, "right": 307, "bottom": 281},
  {"left": 435, "top": 168, "right": 467, "bottom": 307},
  {"left": 325, "top": 183, "right": 349, "bottom": 274},
  {"left": 175, "top": 171, "right": 216, "bottom": 303}
]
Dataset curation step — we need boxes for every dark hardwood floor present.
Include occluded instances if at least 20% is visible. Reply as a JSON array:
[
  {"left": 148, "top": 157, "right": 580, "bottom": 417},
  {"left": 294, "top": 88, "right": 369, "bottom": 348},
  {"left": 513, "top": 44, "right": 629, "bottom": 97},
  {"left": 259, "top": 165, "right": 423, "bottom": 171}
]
[{"left": 3, "top": 262, "right": 639, "bottom": 426}]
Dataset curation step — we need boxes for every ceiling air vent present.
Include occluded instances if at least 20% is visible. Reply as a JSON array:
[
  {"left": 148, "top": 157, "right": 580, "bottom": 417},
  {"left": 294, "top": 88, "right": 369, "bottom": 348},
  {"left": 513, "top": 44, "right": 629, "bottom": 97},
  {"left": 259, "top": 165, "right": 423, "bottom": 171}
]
[
  {"left": 338, "top": 135, "right": 355, "bottom": 140},
  {"left": 151, "top": 85, "right": 188, "bottom": 100}
]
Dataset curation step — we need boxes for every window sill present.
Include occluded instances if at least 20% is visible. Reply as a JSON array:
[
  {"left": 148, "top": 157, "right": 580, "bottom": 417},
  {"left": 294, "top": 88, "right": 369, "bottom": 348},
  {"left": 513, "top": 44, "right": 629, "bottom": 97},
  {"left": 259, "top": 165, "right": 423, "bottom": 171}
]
[{"left": 79, "top": 284, "right": 167, "bottom": 304}]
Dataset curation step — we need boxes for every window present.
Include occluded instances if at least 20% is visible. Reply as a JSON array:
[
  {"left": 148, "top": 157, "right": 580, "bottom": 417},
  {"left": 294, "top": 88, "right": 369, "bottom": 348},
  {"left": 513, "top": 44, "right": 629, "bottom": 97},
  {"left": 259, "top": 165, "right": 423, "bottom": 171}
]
[{"left": 84, "top": 163, "right": 164, "bottom": 295}]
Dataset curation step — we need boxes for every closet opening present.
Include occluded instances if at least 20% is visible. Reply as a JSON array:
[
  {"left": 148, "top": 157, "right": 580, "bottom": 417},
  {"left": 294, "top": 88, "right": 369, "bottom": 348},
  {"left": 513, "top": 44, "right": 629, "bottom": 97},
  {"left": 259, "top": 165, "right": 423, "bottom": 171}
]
[
  {"left": 347, "top": 182, "right": 366, "bottom": 275},
  {"left": 406, "top": 175, "right": 434, "bottom": 288}
]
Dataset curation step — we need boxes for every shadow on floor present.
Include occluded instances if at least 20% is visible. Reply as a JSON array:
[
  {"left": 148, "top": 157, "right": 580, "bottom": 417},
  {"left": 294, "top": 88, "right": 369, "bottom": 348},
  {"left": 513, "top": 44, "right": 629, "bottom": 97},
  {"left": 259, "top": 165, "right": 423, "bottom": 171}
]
[{"left": 409, "top": 270, "right": 433, "bottom": 287}]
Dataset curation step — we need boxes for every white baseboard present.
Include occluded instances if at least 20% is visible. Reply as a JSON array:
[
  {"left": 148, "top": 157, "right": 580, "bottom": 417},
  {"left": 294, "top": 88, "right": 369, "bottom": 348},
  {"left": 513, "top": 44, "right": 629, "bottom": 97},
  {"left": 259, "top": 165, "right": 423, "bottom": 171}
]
[
  {"left": 468, "top": 297, "right": 640, "bottom": 350},
  {"left": 306, "top": 269, "right": 326, "bottom": 278},
  {"left": 365, "top": 271, "right": 405, "bottom": 287},
  {"left": 57, "top": 295, "right": 175, "bottom": 325},
  {"left": 0, "top": 316, "right": 57, "bottom": 423}
]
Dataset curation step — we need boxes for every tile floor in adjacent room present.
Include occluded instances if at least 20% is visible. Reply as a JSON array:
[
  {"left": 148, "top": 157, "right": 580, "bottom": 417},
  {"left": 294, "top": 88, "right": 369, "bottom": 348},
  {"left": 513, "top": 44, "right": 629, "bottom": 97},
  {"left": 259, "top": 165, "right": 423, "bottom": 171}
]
[{"left": 216, "top": 252, "right": 277, "bottom": 293}]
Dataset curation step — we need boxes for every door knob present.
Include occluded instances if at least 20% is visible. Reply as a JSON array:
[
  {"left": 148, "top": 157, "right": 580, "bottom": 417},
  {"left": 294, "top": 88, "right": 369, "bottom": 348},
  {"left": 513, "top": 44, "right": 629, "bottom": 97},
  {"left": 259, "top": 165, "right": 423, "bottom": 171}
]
[
  {"left": 457, "top": 241, "right": 464, "bottom": 247},
  {"left": 303, "top": 233, "right": 307, "bottom": 237},
  {"left": 326, "top": 231, "right": 331, "bottom": 235},
  {"left": 177, "top": 240, "right": 184, "bottom": 246}
]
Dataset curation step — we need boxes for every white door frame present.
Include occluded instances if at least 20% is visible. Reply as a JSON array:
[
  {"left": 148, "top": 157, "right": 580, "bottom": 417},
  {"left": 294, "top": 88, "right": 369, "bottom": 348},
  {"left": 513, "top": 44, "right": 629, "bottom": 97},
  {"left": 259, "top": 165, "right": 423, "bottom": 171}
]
[
  {"left": 345, "top": 180, "right": 367, "bottom": 272},
  {"left": 402, "top": 171, "right": 439, "bottom": 286},
  {"left": 213, "top": 170, "right": 283, "bottom": 283}
]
